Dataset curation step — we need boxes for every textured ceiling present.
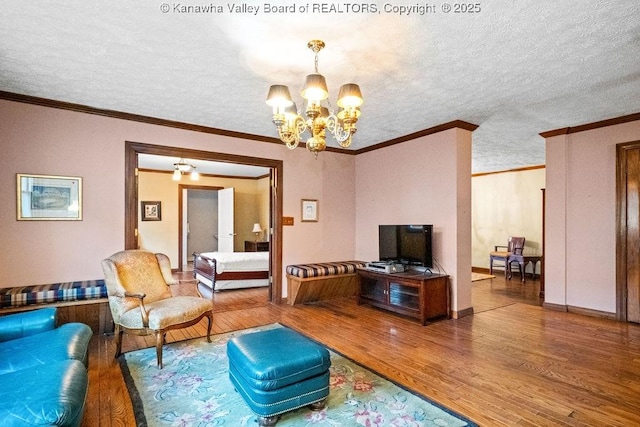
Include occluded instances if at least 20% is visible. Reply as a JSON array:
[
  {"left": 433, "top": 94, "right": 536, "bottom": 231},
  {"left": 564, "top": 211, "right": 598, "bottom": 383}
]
[{"left": 1, "top": 1, "right": 639, "bottom": 173}]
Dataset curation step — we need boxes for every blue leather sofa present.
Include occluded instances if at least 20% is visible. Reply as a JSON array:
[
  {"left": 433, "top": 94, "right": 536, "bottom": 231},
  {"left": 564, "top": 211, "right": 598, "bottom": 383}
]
[{"left": 0, "top": 308, "right": 92, "bottom": 426}]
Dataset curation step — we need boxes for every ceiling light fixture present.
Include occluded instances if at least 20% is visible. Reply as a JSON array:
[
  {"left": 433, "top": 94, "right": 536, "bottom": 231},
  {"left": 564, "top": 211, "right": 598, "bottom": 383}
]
[
  {"left": 172, "top": 159, "right": 199, "bottom": 181},
  {"left": 266, "top": 40, "right": 363, "bottom": 158}
]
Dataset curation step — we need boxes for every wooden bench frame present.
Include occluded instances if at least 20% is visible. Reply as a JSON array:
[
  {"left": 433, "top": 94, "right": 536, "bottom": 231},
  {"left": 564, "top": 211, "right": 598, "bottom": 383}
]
[
  {"left": 286, "top": 272, "right": 359, "bottom": 305},
  {"left": 0, "top": 298, "right": 113, "bottom": 335}
]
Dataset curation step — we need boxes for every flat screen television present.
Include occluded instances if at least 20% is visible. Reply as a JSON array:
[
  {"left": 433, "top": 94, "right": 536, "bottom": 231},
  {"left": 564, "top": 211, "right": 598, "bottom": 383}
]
[{"left": 378, "top": 224, "right": 433, "bottom": 268}]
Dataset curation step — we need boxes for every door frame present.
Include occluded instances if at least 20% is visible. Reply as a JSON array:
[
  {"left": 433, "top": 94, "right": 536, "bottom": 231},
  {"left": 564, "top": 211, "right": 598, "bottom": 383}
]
[
  {"left": 125, "top": 141, "right": 284, "bottom": 304},
  {"left": 616, "top": 139, "right": 640, "bottom": 321}
]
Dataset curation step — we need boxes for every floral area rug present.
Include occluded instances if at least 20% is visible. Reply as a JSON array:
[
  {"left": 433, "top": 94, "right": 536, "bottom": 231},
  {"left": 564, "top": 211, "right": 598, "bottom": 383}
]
[{"left": 120, "top": 324, "right": 477, "bottom": 427}]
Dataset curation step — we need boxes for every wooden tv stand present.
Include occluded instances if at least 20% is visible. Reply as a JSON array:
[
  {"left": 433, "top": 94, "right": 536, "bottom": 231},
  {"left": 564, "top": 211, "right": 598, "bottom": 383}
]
[{"left": 356, "top": 268, "right": 450, "bottom": 325}]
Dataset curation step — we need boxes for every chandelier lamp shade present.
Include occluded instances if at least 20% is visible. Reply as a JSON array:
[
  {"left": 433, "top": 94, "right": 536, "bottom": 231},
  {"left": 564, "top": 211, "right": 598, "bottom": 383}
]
[
  {"left": 172, "top": 159, "right": 199, "bottom": 181},
  {"left": 266, "top": 39, "right": 363, "bottom": 157}
]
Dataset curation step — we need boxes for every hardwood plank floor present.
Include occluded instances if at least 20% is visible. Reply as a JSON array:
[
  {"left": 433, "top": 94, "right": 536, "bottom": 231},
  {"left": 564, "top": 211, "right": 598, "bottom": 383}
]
[{"left": 82, "top": 274, "right": 640, "bottom": 426}]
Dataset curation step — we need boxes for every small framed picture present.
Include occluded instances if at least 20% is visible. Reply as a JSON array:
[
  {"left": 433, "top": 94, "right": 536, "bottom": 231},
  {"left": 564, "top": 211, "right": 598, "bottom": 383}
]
[
  {"left": 141, "top": 201, "right": 162, "bottom": 221},
  {"left": 17, "top": 174, "right": 83, "bottom": 221},
  {"left": 301, "top": 199, "right": 318, "bottom": 222}
]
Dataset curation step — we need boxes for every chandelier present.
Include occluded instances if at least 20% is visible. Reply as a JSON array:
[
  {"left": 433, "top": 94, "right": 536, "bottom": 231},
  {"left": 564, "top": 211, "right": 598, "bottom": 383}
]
[
  {"left": 172, "top": 159, "right": 199, "bottom": 181},
  {"left": 266, "top": 40, "right": 363, "bottom": 157}
]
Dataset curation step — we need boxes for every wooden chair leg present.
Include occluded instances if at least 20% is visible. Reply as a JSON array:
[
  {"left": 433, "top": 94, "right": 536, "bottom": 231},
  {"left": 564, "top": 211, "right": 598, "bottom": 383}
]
[
  {"left": 155, "top": 332, "right": 165, "bottom": 369},
  {"left": 114, "top": 325, "right": 123, "bottom": 359},
  {"left": 206, "top": 312, "right": 213, "bottom": 343}
]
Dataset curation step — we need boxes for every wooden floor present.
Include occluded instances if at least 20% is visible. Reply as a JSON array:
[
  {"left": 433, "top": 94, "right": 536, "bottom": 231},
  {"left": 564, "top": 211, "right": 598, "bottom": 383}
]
[{"left": 84, "top": 273, "right": 640, "bottom": 426}]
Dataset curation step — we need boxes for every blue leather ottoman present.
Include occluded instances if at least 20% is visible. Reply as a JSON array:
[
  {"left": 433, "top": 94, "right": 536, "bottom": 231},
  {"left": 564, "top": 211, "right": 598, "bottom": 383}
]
[{"left": 227, "top": 327, "right": 331, "bottom": 426}]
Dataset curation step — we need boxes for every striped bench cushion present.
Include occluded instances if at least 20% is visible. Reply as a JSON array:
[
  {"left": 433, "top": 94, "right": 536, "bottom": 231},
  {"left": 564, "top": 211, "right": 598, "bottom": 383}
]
[
  {"left": 0, "top": 279, "right": 107, "bottom": 309},
  {"left": 286, "top": 261, "right": 367, "bottom": 279}
]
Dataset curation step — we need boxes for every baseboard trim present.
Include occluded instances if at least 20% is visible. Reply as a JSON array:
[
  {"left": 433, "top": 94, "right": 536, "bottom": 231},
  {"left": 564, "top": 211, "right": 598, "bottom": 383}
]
[
  {"left": 567, "top": 305, "right": 616, "bottom": 320},
  {"left": 542, "top": 302, "right": 567, "bottom": 312},
  {"left": 543, "top": 302, "right": 616, "bottom": 320},
  {"left": 452, "top": 306, "right": 474, "bottom": 319}
]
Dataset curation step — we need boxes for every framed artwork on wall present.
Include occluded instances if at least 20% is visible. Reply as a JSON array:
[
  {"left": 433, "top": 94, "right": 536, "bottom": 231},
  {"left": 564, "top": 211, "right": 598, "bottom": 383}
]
[
  {"left": 141, "top": 201, "right": 162, "bottom": 221},
  {"left": 301, "top": 199, "right": 318, "bottom": 222},
  {"left": 16, "top": 173, "right": 83, "bottom": 221}
]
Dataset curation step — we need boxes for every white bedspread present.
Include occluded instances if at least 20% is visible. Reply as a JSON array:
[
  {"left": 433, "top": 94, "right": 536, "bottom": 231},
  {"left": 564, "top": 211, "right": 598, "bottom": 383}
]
[{"left": 199, "top": 251, "right": 269, "bottom": 274}]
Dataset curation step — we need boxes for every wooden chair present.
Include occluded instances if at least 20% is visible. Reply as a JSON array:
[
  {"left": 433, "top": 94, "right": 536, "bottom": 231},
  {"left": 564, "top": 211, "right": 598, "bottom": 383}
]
[
  {"left": 101, "top": 250, "right": 213, "bottom": 368},
  {"left": 489, "top": 237, "right": 525, "bottom": 277}
]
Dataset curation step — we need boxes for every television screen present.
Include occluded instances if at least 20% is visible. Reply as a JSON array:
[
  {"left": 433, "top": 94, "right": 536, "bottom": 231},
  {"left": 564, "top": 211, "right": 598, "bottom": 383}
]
[{"left": 379, "top": 225, "right": 433, "bottom": 268}]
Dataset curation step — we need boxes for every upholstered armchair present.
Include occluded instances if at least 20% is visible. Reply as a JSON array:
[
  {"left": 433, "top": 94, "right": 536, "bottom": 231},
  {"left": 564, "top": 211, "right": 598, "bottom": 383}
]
[{"left": 101, "top": 250, "right": 213, "bottom": 368}]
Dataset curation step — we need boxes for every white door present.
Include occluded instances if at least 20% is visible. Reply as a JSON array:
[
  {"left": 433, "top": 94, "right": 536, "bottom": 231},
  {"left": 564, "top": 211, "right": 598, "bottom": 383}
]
[{"left": 217, "top": 187, "right": 235, "bottom": 252}]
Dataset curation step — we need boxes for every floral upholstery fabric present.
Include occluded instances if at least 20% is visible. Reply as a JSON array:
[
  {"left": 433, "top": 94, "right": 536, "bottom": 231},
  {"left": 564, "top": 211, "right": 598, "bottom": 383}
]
[
  {"left": 101, "top": 250, "right": 208, "bottom": 327},
  {"left": 101, "top": 250, "right": 213, "bottom": 368},
  {"left": 118, "top": 296, "right": 213, "bottom": 330}
]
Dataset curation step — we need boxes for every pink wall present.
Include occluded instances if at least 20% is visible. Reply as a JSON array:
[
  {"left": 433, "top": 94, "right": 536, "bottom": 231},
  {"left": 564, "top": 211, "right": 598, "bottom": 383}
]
[
  {"left": 545, "top": 119, "right": 640, "bottom": 313},
  {"left": 0, "top": 99, "right": 356, "bottom": 294},
  {"left": 355, "top": 128, "right": 473, "bottom": 314},
  {"left": 1, "top": 98, "right": 471, "bottom": 311}
]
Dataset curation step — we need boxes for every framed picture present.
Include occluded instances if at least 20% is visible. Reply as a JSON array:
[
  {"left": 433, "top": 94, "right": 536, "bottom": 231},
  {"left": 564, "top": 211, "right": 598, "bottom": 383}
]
[
  {"left": 17, "top": 174, "right": 82, "bottom": 221},
  {"left": 301, "top": 199, "right": 318, "bottom": 222},
  {"left": 141, "top": 201, "right": 162, "bottom": 221}
]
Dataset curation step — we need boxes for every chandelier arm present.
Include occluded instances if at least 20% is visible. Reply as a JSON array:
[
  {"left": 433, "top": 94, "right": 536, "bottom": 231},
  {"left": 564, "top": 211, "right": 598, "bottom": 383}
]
[
  {"left": 337, "top": 135, "right": 353, "bottom": 148},
  {"left": 326, "top": 115, "right": 354, "bottom": 147},
  {"left": 277, "top": 115, "right": 308, "bottom": 150},
  {"left": 278, "top": 127, "right": 299, "bottom": 149},
  {"left": 294, "top": 115, "right": 308, "bottom": 135},
  {"left": 337, "top": 136, "right": 353, "bottom": 148}
]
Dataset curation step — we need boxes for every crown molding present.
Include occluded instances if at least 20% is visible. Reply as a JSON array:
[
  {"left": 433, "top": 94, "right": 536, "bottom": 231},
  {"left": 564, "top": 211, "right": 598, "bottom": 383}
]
[
  {"left": 472, "top": 164, "right": 545, "bottom": 177},
  {"left": 540, "top": 112, "right": 640, "bottom": 138},
  {"left": 0, "top": 90, "right": 284, "bottom": 144},
  {"left": 1, "top": 90, "right": 478, "bottom": 156},
  {"left": 353, "top": 120, "right": 479, "bottom": 155}
]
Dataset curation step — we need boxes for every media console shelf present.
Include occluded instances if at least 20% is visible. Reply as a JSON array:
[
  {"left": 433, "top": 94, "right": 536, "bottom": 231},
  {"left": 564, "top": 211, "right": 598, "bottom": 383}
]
[{"left": 356, "top": 268, "right": 450, "bottom": 325}]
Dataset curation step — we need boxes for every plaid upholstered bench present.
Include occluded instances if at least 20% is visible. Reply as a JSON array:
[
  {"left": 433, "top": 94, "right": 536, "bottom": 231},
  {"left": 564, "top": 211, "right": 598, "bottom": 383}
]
[
  {"left": 286, "top": 261, "right": 366, "bottom": 305},
  {"left": 0, "top": 280, "right": 111, "bottom": 334}
]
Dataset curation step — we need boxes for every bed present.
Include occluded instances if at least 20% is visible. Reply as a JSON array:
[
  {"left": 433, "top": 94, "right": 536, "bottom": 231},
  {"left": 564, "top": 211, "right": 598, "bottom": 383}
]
[{"left": 193, "top": 251, "right": 270, "bottom": 294}]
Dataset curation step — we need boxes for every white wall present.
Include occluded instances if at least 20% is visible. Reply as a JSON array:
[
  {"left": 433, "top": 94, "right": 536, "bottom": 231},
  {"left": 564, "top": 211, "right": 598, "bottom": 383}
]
[
  {"left": 545, "top": 119, "right": 640, "bottom": 313},
  {"left": 472, "top": 168, "right": 545, "bottom": 273}
]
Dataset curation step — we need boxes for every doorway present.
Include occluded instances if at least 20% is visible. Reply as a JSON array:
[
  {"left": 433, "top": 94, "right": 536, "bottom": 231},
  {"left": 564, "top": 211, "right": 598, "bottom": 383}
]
[
  {"left": 124, "top": 141, "right": 284, "bottom": 304},
  {"left": 179, "top": 186, "right": 222, "bottom": 270},
  {"left": 616, "top": 140, "right": 640, "bottom": 322},
  {"left": 186, "top": 188, "right": 219, "bottom": 256}
]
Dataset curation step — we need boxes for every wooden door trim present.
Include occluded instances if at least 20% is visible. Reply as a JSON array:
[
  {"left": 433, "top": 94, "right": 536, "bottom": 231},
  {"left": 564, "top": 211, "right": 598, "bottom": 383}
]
[
  {"left": 125, "top": 141, "right": 284, "bottom": 304},
  {"left": 616, "top": 140, "right": 640, "bottom": 321},
  {"left": 540, "top": 188, "right": 545, "bottom": 298}
]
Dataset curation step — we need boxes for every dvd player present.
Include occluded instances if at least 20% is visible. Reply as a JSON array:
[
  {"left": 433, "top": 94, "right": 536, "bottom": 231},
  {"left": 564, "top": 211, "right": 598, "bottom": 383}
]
[{"left": 365, "top": 262, "right": 406, "bottom": 274}]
